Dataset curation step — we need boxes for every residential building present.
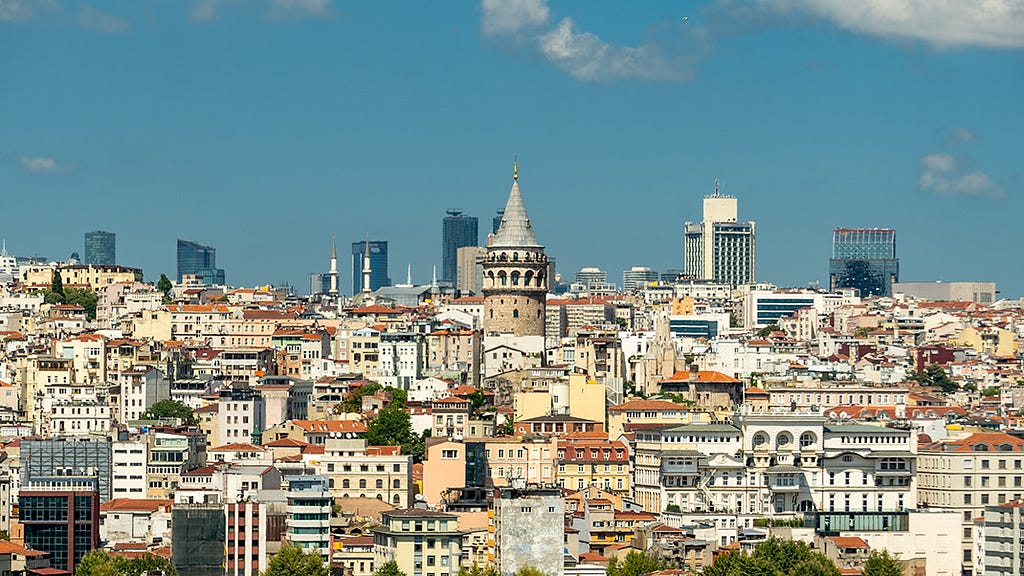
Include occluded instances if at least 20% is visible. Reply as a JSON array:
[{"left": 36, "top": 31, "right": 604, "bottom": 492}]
[
  {"left": 557, "top": 436, "right": 630, "bottom": 495},
  {"left": 315, "top": 439, "right": 412, "bottom": 508},
  {"left": 216, "top": 386, "right": 265, "bottom": 446},
  {"left": 918, "top": 431, "right": 1024, "bottom": 575},
  {"left": 829, "top": 228, "right": 899, "bottom": 297},
  {"left": 492, "top": 485, "right": 564, "bottom": 576},
  {"left": 177, "top": 238, "right": 225, "bottom": 284},
  {"left": 83, "top": 230, "right": 116, "bottom": 265},
  {"left": 893, "top": 281, "right": 997, "bottom": 304},
  {"left": 683, "top": 179, "right": 756, "bottom": 287},
  {"left": 443, "top": 210, "right": 479, "bottom": 284},
  {"left": 285, "top": 475, "right": 332, "bottom": 559},
  {"left": 373, "top": 508, "right": 463, "bottom": 576}
]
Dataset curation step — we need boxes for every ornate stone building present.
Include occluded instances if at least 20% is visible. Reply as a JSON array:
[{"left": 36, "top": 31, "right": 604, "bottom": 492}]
[{"left": 483, "top": 162, "right": 548, "bottom": 337}]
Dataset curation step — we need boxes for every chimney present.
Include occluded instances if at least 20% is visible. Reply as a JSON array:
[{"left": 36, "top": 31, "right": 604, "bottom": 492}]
[{"left": 688, "top": 363, "right": 699, "bottom": 380}]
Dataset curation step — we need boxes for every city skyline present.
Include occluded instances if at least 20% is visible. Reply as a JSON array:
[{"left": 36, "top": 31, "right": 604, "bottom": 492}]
[{"left": 2, "top": 2, "right": 1021, "bottom": 296}]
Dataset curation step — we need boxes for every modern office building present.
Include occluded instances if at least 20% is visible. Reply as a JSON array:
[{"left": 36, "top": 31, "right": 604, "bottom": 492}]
[
  {"left": 351, "top": 240, "right": 390, "bottom": 295},
  {"left": 683, "top": 179, "right": 756, "bottom": 287},
  {"left": 442, "top": 210, "right": 478, "bottom": 285},
  {"left": 83, "top": 230, "right": 115, "bottom": 265},
  {"left": 493, "top": 209, "right": 504, "bottom": 235},
  {"left": 21, "top": 439, "right": 113, "bottom": 502},
  {"left": 574, "top": 267, "right": 607, "bottom": 287},
  {"left": 19, "top": 476, "right": 100, "bottom": 573},
  {"left": 623, "top": 266, "right": 660, "bottom": 291},
  {"left": 893, "top": 281, "right": 996, "bottom": 304},
  {"left": 829, "top": 228, "right": 898, "bottom": 297},
  {"left": 285, "top": 475, "right": 332, "bottom": 560},
  {"left": 177, "top": 238, "right": 226, "bottom": 284},
  {"left": 309, "top": 272, "right": 331, "bottom": 296}
]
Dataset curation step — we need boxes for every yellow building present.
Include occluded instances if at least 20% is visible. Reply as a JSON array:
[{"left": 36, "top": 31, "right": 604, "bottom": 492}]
[
  {"left": 954, "top": 326, "right": 1017, "bottom": 357},
  {"left": 373, "top": 509, "right": 463, "bottom": 576},
  {"left": 606, "top": 398, "right": 708, "bottom": 439},
  {"left": 557, "top": 435, "right": 630, "bottom": 495},
  {"left": 23, "top": 264, "right": 143, "bottom": 290}
]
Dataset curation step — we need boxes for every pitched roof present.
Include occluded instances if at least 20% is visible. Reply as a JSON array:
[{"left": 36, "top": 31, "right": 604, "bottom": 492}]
[
  {"left": 827, "top": 536, "right": 870, "bottom": 550},
  {"left": 609, "top": 399, "right": 688, "bottom": 412},
  {"left": 662, "top": 370, "right": 741, "bottom": 384},
  {"left": 100, "top": 498, "right": 174, "bottom": 512},
  {"left": 489, "top": 175, "right": 540, "bottom": 248}
]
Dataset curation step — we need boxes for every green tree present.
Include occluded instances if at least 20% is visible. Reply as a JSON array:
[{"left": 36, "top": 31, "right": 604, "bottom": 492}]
[
  {"left": 468, "top": 389, "right": 486, "bottom": 415},
  {"left": 64, "top": 287, "right": 99, "bottom": 319},
  {"left": 606, "top": 550, "right": 673, "bottom": 576},
  {"left": 387, "top": 386, "right": 408, "bottom": 407},
  {"left": 141, "top": 399, "right": 197, "bottom": 425},
  {"left": 908, "top": 364, "right": 958, "bottom": 393},
  {"left": 365, "top": 404, "right": 425, "bottom": 461},
  {"left": 263, "top": 543, "right": 328, "bottom": 576},
  {"left": 44, "top": 290, "right": 64, "bottom": 304},
  {"left": 755, "top": 324, "right": 778, "bottom": 339},
  {"left": 457, "top": 565, "right": 499, "bottom": 576},
  {"left": 343, "top": 381, "right": 382, "bottom": 413},
  {"left": 862, "top": 550, "right": 903, "bottom": 576},
  {"left": 51, "top": 270, "right": 64, "bottom": 297},
  {"left": 790, "top": 555, "right": 841, "bottom": 576},
  {"left": 157, "top": 274, "right": 174, "bottom": 303},
  {"left": 513, "top": 568, "right": 548, "bottom": 576},
  {"left": 374, "top": 560, "right": 408, "bottom": 576},
  {"left": 75, "top": 549, "right": 178, "bottom": 576},
  {"left": 981, "top": 386, "right": 1001, "bottom": 397},
  {"left": 702, "top": 538, "right": 839, "bottom": 576}
]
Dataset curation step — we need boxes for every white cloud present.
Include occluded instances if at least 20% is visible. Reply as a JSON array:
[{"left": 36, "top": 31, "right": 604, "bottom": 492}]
[
  {"left": 539, "top": 18, "right": 687, "bottom": 81},
  {"left": 0, "top": 0, "right": 58, "bottom": 22},
  {"left": 18, "top": 156, "right": 63, "bottom": 173},
  {"left": 755, "top": 0, "right": 1024, "bottom": 49},
  {"left": 918, "top": 151, "right": 1005, "bottom": 198},
  {"left": 481, "top": 0, "right": 549, "bottom": 37},
  {"left": 78, "top": 5, "right": 130, "bottom": 33},
  {"left": 481, "top": 0, "right": 696, "bottom": 82},
  {"left": 951, "top": 127, "right": 975, "bottom": 142},
  {"left": 190, "top": 0, "right": 331, "bottom": 23}
]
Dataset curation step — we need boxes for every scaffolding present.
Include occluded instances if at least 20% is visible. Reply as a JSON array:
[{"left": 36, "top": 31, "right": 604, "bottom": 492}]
[
  {"left": 171, "top": 504, "right": 225, "bottom": 576},
  {"left": 21, "top": 439, "right": 112, "bottom": 502}
]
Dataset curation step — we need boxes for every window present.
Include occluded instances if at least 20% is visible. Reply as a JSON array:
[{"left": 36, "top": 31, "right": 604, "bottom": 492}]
[{"left": 441, "top": 449, "right": 458, "bottom": 459}]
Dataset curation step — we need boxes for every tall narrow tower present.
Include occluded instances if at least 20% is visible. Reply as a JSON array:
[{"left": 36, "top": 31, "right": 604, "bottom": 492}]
[
  {"left": 362, "top": 235, "right": 373, "bottom": 296},
  {"left": 329, "top": 237, "right": 339, "bottom": 295},
  {"left": 482, "top": 160, "right": 548, "bottom": 336}
]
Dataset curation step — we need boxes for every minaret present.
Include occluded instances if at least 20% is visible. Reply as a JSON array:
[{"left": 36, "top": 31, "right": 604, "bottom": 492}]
[
  {"left": 329, "top": 237, "right": 339, "bottom": 295},
  {"left": 482, "top": 158, "right": 548, "bottom": 337},
  {"left": 361, "top": 235, "right": 373, "bottom": 295}
]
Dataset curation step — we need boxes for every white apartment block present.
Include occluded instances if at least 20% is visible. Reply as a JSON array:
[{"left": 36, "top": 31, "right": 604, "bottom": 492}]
[{"left": 111, "top": 440, "right": 148, "bottom": 498}]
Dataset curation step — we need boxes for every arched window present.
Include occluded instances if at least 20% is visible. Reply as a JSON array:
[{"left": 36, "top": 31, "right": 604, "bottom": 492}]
[
  {"left": 512, "top": 252, "right": 519, "bottom": 261},
  {"left": 776, "top": 432, "right": 793, "bottom": 448},
  {"left": 525, "top": 271, "right": 534, "bottom": 285},
  {"left": 498, "top": 271, "right": 507, "bottom": 286},
  {"left": 376, "top": 479, "right": 383, "bottom": 489},
  {"left": 359, "top": 479, "right": 367, "bottom": 489},
  {"left": 800, "top": 432, "right": 816, "bottom": 448},
  {"left": 342, "top": 479, "right": 350, "bottom": 489},
  {"left": 393, "top": 493, "right": 401, "bottom": 504},
  {"left": 513, "top": 309, "right": 519, "bottom": 318},
  {"left": 393, "top": 479, "right": 401, "bottom": 489},
  {"left": 511, "top": 271, "right": 520, "bottom": 286}
]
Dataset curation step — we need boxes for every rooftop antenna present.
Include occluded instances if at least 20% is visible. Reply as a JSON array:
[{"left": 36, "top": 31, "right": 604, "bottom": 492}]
[{"left": 713, "top": 177, "right": 720, "bottom": 197}]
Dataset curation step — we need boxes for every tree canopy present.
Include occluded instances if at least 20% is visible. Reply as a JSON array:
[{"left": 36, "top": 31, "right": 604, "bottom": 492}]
[
  {"left": 141, "top": 399, "right": 197, "bottom": 425},
  {"left": 157, "top": 274, "right": 174, "bottom": 303},
  {"left": 606, "top": 550, "right": 673, "bottom": 576},
  {"left": 341, "top": 381, "right": 382, "bottom": 413},
  {"left": 702, "top": 538, "right": 840, "bottom": 576},
  {"left": 263, "top": 543, "right": 329, "bottom": 576},
  {"left": 908, "top": 364, "right": 958, "bottom": 393},
  {"left": 863, "top": 550, "right": 903, "bottom": 576},
  {"left": 75, "top": 550, "right": 178, "bottom": 576},
  {"left": 374, "top": 561, "right": 408, "bottom": 576}
]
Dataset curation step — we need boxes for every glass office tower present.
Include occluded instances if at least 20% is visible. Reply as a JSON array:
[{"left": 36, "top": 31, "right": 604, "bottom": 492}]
[
  {"left": 83, "top": 230, "right": 115, "bottom": 265},
  {"left": 829, "top": 228, "right": 898, "bottom": 297},
  {"left": 442, "top": 210, "right": 478, "bottom": 284}
]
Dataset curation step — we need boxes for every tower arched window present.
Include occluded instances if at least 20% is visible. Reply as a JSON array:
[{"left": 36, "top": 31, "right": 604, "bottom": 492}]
[
  {"left": 525, "top": 271, "right": 534, "bottom": 285},
  {"left": 511, "top": 272, "right": 520, "bottom": 286},
  {"left": 359, "top": 479, "right": 366, "bottom": 489},
  {"left": 498, "top": 271, "right": 507, "bottom": 286},
  {"left": 512, "top": 252, "right": 519, "bottom": 261},
  {"left": 376, "top": 479, "right": 383, "bottom": 489},
  {"left": 513, "top": 309, "right": 519, "bottom": 318}
]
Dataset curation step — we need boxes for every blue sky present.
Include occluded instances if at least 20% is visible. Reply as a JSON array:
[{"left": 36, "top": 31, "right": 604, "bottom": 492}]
[{"left": 2, "top": 0, "right": 1023, "bottom": 296}]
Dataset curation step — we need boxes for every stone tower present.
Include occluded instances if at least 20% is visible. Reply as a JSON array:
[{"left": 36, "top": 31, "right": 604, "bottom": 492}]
[{"left": 483, "top": 161, "right": 548, "bottom": 337}]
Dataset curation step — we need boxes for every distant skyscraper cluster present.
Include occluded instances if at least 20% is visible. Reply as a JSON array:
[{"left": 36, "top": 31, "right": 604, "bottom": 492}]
[
  {"left": 683, "top": 179, "right": 756, "bottom": 287},
  {"left": 83, "top": 230, "right": 115, "bottom": 265},
  {"left": 829, "top": 228, "right": 898, "bottom": 297},
  {"left": 177, "top": 238, "right": 225, "bottom": 285},
  {"left": 442, "top": 210, "right": 478, "bottom": 284}
]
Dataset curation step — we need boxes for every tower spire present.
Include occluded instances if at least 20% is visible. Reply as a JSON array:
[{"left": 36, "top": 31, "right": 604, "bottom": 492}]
[
  {"left": 329, "top": 236, "right": 338, "bottom": 295},
  {"left": 513, "top": 155, "right": 518, "bottom": 182}
]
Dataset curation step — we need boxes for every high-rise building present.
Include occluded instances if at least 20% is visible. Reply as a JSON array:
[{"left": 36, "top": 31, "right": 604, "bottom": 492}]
[
  {"left": 682, "top": 179, "right": 756, "bottom": 288},
  {"left": 623, "top": 266, "right": 660, "bottom": 291},
  {"left": 309, "top": 272, "right": 331, "bottom": 295},
  {"left": 351, "top": 240, "right": 390, "bottom": 295},
  {"left": 177, "top": 239, "right": 226, "bottom": 285},
  {"left": 21, "top": 439, "right": 112, "bottom": 502},
  {"left": 574, "top": 267, "right": 607, "bottom": 286},
  {"left": 83, "top": 230, "right": 115, "bottom": 265},
  {"left": 493, "top": 209, "right": 504, "bottom": 235},
  {"left": 492, "top": 485, "right": 565, "bottom": 576},
  {"left": 442, "top": 210, "right": 478, "bottom": 284},
  {"left": 482, "top": 162, "right": 548, "bottom": 337},
  {"left": 456, "top": 245, "right": 486, "bottom": 294},
  {"left": 285, "top": 475, "right": 332, "bottom": 559},
  {"left": 20, "top": 477, "right": 100, "bottom": 573},
  {"left": 829, "top": 228, "right": 898, "bottom": 297}
]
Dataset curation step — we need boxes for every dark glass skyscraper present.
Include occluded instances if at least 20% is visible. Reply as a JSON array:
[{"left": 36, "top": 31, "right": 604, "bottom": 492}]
[
  {"left": 177, "top": 238, "right": 226, "bottom": 284},
  {"left": 442, "top": 210, "right": 478, "bottom": 284},
  {"left": 83, "top": 230, "right": 115, "bottom": 265},
  {"left": 351, "top": 240, "right": 390, "bottom": 295},
  {"left": 829, "top": 228, "right": 898, "bottom": 297},
  {"left": 492, "top": 209, "right": 504, "bottom": 235}
]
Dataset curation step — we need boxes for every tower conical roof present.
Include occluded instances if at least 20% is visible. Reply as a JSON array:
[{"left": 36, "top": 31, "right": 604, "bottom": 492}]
[{"left": 490, "top": 170, "right": 540, "bottom": 248}]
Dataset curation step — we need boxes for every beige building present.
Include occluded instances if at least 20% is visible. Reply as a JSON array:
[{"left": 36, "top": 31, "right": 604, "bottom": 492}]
[
  {"left": 607, "top": 399, "right": 707, "bottom": 439},
  {"left": 422, "top": 439, "right": 470, "bottom": 507},
  {"left": 22, "top": 264, "right": 143, "bottom": 290},
  {"left": 426, "top": 328, "right": 482, "bottom": 386},
  {"left": 315, "top": 438, "right": 413, "bottom": 508},
  {"left": 456, "top": 246, "right": 486, "bottom": 295},
  {"left": 484, "top": 436, "right": 557, "bottom": 488},
  {"left": 918, "top": 431, "right": 1024, "bottom": 575},
  {"left": 373, "top": 509, "right": 463, "bottom": 576}
]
